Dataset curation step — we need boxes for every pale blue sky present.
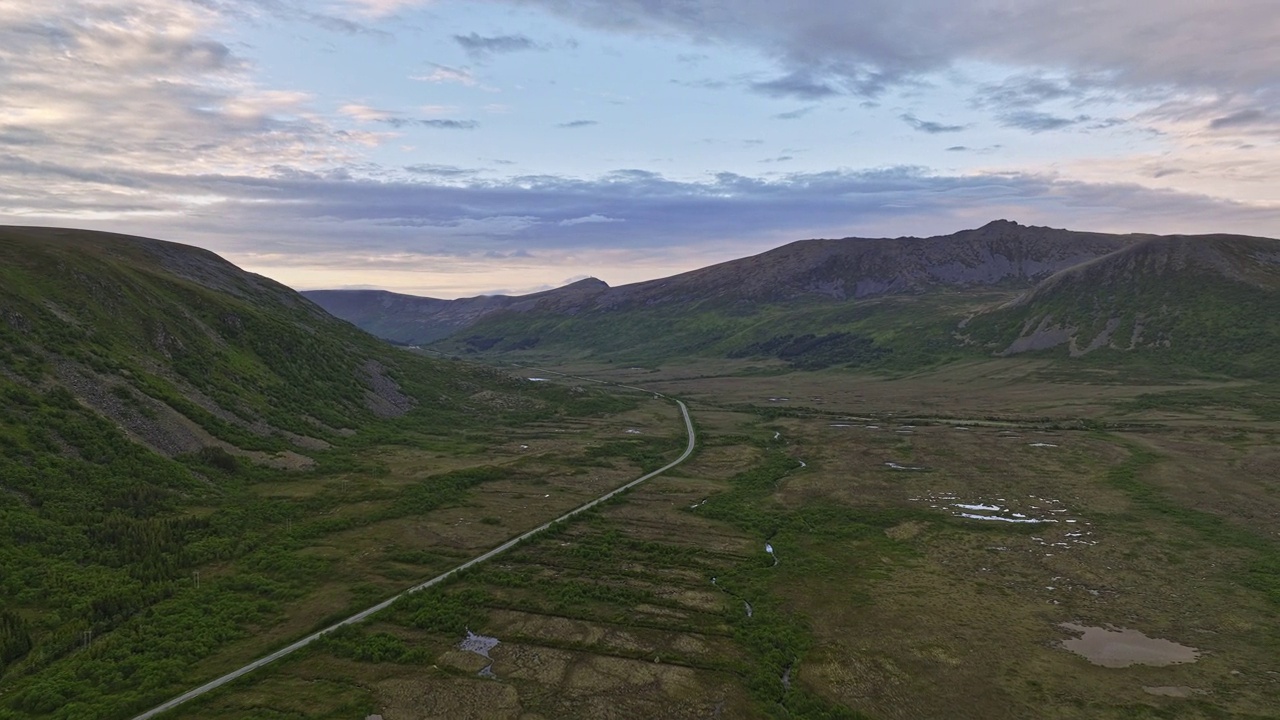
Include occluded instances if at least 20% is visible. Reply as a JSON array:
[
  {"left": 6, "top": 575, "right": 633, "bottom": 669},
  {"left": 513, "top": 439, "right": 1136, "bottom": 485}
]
[{"left": 2, "top": 0, "right": 1277, "bottom": 296}]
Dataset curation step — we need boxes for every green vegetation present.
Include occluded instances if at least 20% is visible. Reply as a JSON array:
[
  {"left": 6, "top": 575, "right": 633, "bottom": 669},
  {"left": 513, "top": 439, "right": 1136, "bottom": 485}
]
[
  {"left": 439, "top": 293, "right": 977, "bottom": 375},
  {"left": 6, "top": 225, "right": 1280, "bottom": 719},
  {"left": 1115, "top": 383, "right": 1280, "bottom": 421},
  {"left": 0, "top": 227, "right": 644, "bottom": 719},
  {"left": 965, "top": 248, "right": 1280, "bottom": 380},
  {"left": 1102, "top": 438, "right": 1280, "bottom": 611}
]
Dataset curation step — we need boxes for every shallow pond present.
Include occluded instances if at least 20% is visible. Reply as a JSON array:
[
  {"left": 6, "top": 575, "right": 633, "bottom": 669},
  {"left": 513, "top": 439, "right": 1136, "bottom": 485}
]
[
  {"left": 459, "top": 629, "right": 501, "bottom": 678},
  {"left": 1059, "top": 623, "right": 1200, "bottom": 667}
]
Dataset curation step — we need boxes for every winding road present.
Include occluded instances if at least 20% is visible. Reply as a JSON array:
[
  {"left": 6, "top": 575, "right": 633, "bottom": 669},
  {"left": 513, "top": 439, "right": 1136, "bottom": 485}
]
[{"left": 131, "top": 396, "right": 696, "bottom": 720}]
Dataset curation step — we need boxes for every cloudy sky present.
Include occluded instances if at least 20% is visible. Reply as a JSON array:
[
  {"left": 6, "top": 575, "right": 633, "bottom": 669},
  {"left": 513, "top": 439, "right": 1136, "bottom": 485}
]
[{"left": 2, "top": 1, "right": 1278, "bottom": 297}]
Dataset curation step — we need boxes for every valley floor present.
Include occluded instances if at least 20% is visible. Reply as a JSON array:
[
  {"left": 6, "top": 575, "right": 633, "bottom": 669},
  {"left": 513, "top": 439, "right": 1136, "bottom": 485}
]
[{"left": 167, "top": 359, "right": 1280, "bottom": 719}]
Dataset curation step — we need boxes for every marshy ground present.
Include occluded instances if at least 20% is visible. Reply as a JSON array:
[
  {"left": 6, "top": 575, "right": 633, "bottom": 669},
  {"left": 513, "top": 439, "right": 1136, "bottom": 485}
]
[{"left": 176, "top": 359, "right": 1280, "bottom": 719}]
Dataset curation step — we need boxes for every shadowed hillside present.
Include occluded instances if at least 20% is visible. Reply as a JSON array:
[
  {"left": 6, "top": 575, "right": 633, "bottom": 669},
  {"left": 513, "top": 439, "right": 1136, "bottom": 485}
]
[{"left": 0, "top": 226, "right": 633, "bottom": 718}]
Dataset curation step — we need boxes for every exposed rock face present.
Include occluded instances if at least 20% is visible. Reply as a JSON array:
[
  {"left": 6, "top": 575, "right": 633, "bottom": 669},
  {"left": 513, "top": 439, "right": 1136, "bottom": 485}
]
[
  {"left": 998, "top": 317, "right": 1077, "bottom": 356},
  {"left": 362, "top": 360, "right": 416, "bottom": 418},
  {"left": 53, "top": 360, "right": 210, "bottom": 457},
  {"left": 978, "top": 233, "right": 1280, "bottom": 360}
]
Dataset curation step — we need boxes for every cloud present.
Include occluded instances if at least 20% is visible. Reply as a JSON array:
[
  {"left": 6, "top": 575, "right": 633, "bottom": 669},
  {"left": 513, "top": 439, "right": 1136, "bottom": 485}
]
[
  {"left": 505, "top": 0, "right": 1280, "bottom": 96},
  {"left": 0, "top": 0, "right": 360, "bottom": 181},
  {"left": 340, "top": 104, "right": 478, "bottom": 129},
  {"left": 339, "top": 103, "right": 392, "bottom": 122},
  {"left": 13, "top": 153, "right": 1277, "bottom": 259},
  {"left": 559, "top": 214, "right": 624, "bottom": 225},
  {"left": 232, "top": 0, "right": 392, "bottom": 38},
  {"left": 1209, "top": 108, "right": 1269, "bottom": 129},
  {"left": 998, "top": 111, "right": 1090, "bottom": 132},
  {"left": 339, "top": 0, "right": 426, "bottom": 18},
  {"left": 901, "top": 113, "right": 965, "bottom": 133},
  {"left": 403, "top": 163, "right": 479, "bottom": 177},
  {"left": 410, "top": 63, "right": 477, "bottom": 85},
  {"left": 773, "top": 107, "right": 815, "bottom": 120},
  {"left": 391, "top": 118, "right": 479, "bottom": 129},
  {"left": 453, "top": 32, "right": 539, "bottom": 58},
  {"left": 5, "top": 0, "right": 1279, "bottom": 299},
  {"left": 972, "top": 75, "right": 1091, "bottom": 110},
  {"left": 558, "top": 119, "right": 598, "bottom": 128},
  {"left": 749, "top": 72, "right": 840, "bottom": 99}
]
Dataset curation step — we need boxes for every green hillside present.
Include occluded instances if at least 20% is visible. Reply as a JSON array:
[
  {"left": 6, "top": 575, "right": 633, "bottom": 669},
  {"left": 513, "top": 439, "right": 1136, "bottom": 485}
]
[
  {"left": 0, "top": 227, "right": 632, "bottom": 718},
  {"left": 433, "top": 231, "right": 1280, "bottom": 381},
  {"left": 964, "top": 235, "right": 1280, "bottom": 379},
  {"left": 439, "top": 291, "right": 989, "bottom": 373}
]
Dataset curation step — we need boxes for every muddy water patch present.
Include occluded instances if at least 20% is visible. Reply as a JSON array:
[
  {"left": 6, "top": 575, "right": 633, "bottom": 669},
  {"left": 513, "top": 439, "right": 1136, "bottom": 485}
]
[
  {"left": 459, "top": 629, "right": 501, "bottom": 678},
  {"left": 1059, "top": 623, "right": 1200, "bottom": 667}
]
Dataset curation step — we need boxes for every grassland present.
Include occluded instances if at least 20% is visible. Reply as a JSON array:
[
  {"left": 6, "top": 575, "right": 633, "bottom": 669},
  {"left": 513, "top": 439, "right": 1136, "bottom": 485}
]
[
  {"left": 0, "top": 382, "right": 667, "bottom": 719},
  {"left": 170, "top": 359, "right": 1280, "bottom": 719}
]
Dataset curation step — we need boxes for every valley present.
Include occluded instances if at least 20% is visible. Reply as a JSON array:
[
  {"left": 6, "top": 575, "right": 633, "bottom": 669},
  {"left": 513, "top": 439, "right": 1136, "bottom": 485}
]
[
  {"left": 2, "top": 224, "right": 1278, "bottom": 719},
  {"left": 8, "top": 2, "right": 1279, "bottom": 717}
]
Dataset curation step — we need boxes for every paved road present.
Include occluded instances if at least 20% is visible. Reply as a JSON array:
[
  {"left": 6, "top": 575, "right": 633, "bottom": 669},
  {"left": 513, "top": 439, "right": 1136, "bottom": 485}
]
[{"left": 132, "top": 398, "right": 695, "bottom": 720}]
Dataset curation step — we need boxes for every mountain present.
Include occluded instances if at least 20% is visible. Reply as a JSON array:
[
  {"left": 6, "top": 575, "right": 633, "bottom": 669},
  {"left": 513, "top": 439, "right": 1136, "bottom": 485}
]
[
  {"left": 0, "top": 225, "right": 451, "bottom": 462},
  {"left": 963, "top": 233, "right": 1280, "bottom": 376},
  {"left": 308, "top": 220, "right": 1140, "bottom": 365},
  {"left": 586, "top": 219, "right": 1134, "bottom": 307},
  {"left": 304, "top": 277, "right": 610, "bottom": 346},
  {"left": 310, "top": 220, "right": 1280, "bottom": 377},
  {"left": 0, "top": 226, "right": 628, "bottom": 717}
]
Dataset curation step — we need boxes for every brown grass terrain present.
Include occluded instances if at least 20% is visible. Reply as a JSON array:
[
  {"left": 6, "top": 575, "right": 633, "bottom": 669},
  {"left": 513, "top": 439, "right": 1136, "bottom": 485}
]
[{"left": 174, "top": 360, "right": 1280, "bottom": 719}]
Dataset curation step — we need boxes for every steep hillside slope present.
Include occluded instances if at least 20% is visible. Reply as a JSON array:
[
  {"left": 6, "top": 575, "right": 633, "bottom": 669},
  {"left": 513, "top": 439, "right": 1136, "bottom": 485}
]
[
  {"left": 964, "top": 234, "right": 1280, "bottom": 376},
  {"left": 0, "top": 225, "right": 436, "bottom": 458},
  {"left": 0, "top": 226, "right": 631, "bottom": 718}
]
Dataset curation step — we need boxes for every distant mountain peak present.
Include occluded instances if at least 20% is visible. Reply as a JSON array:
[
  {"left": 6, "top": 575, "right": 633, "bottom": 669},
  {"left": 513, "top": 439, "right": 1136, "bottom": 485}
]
[{"left": 564, "top": 277, "right": 609, "bottom": 289}]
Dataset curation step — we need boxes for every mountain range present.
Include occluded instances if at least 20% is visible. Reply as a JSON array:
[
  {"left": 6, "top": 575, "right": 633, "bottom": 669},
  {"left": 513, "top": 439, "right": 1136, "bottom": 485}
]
[{"left": 307, "top": 220, "right": 1280, "bottom": 377}]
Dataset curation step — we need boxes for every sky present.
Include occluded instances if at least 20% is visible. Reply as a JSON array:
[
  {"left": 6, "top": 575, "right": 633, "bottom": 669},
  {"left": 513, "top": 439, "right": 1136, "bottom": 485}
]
[{"left": 2, "top": 1, "right": 1278, "bottom": 298}]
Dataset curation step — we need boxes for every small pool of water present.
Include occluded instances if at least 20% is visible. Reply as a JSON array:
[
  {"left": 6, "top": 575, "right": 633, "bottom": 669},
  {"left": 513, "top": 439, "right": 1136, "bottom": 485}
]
[
  {"left": 459, "top": 630, "right": 501, "bottom": 678},
  {"left": 1059, "top": 623, "right": 1199, "bottom": 667}
]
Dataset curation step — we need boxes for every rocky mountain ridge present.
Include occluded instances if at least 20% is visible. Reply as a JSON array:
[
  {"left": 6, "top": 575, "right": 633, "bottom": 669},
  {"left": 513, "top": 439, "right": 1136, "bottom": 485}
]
[{"left": 309, "top": 220, "right": 1143, "bottom": 344}]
